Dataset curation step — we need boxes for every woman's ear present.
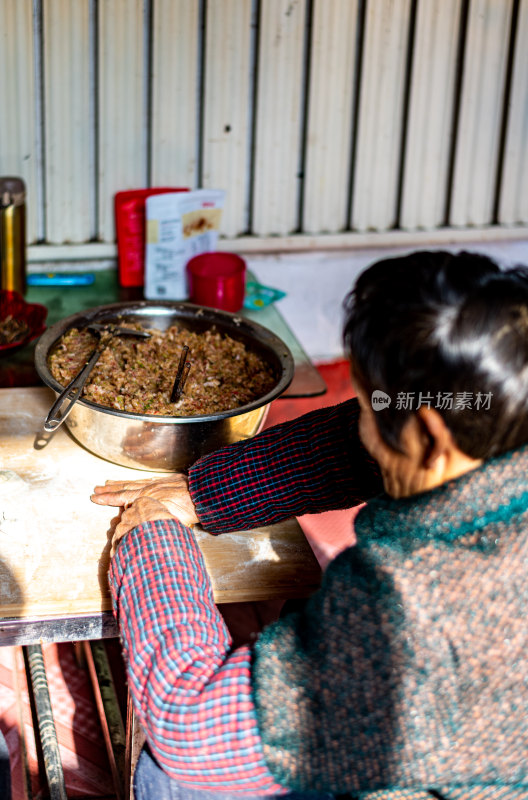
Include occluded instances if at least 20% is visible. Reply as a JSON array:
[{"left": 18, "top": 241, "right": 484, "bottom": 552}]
[{"left": 416, "top": 406, "right": 454, "bottom": 469}]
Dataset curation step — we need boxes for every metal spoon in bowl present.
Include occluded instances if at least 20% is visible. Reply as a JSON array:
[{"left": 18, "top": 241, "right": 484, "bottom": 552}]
[
  {"left": 170, "top": 345, "right": 192, "bottom": 403},
  {"left": 43, "top": 323, "right": 151, "bottom": 432}
]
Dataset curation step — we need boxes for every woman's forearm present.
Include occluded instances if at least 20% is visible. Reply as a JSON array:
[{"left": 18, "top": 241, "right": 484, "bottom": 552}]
[{"left": 189, "top": 399, "right": 382, "bottom": 533}]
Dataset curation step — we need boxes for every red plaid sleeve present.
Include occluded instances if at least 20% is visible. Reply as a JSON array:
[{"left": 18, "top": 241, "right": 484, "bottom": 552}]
[
  {"left": 109, "top": 519, "right": 287, "bottom": 793},
  {"left": 188, "top": 398, "right": 382, "bottom": 533}
]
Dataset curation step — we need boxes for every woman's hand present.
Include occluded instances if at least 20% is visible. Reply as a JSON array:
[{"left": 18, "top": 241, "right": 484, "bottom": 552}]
[
  {"left": 91, "top": 474, "right": 200, "bottom": 528},
  {"left": 109, "top": 496, "right": 175, "bottom": 556}
]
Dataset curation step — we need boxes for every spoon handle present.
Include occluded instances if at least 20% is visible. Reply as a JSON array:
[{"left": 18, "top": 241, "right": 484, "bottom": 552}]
[{"left": 43, "top": 349, "right": 102, "bottom": 432}]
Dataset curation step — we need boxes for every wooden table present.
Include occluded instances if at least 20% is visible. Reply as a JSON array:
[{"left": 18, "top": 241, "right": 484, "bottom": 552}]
[
  {"left": 0, "top": 386, "right": 322, "bottom": 798},
  {"left": 0, "top": 387, "right": 321, "bottom": 640}
]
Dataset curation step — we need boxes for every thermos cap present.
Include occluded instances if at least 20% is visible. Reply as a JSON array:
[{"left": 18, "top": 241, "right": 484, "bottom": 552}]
[{"left": 0, "top": 176, "right": 26, "bottom": 207}]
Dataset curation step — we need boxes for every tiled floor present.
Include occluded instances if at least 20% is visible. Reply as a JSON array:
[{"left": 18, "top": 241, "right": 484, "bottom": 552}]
[{"left": 1, "top": 359, "right": 357, "bottom": 799}]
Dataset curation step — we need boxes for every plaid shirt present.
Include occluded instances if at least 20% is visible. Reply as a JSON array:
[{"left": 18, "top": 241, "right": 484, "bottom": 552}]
[{"left": 109, "top": 399, "right": 381, "bottom": 791}]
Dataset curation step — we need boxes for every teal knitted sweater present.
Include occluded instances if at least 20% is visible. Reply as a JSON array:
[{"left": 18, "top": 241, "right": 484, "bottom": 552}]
[{"left": 252, "top": 444, "right": 528, "bottom": 799}]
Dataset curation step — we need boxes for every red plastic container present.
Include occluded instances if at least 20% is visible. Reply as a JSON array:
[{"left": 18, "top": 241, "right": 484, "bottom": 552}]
[
  {"left": 186, "top": 252, "right": 246, "bottom": 312},
  {"left": 114, "top": 187, "right": 188, "bottom": 287}
]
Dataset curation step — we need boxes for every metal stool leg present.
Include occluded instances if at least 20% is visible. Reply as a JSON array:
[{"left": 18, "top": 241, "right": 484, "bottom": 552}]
[
  {"left": 24, "top": 644, "right": 68, "bottom": 800},
  {"left": 124, "top": 694, "right": 145, "bottom": 800},
  {"left": 83, "top": 640, "right": 126, "bottom": 800}
]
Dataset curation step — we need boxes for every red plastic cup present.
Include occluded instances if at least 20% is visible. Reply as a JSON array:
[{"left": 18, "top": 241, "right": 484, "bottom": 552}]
[{"left": 186, "top": 252, "right": 246, "bottom": 312}]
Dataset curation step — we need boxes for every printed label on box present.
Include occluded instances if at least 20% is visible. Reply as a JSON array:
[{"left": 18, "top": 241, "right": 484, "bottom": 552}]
[{"left": 145, "top": 189, "right": 225, "bottom": 300}]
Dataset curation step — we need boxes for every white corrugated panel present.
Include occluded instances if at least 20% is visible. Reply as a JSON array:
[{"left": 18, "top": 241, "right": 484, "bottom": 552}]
[
  {"left": 44, "top": 0, "right": 92, "bottom": 243},
  {"left": 150, "top": 0, "right": 200, "bottom": 189},
  {"left": 499, "top": 0, "right": 528, "bottom": 225},
  {"left": 202, "top": 0, "right": 253, "bottom": 236},
  {"left": 450, "top": 0, "right": 512, "bottom": 227},
  {"left": 252, "top": 0, "right": 307, "bottom": 236},
  {"left": 400, "top": 0, "right": 460, "bottom": 230},
  {"left": 98, "top": 0, "right": 146, "bottom": 241},
  {"left": 3, "top": 0, "right": 528, "bottom": 256},
  {"left": 0, "top": 0, "right": 39, "bottom": 242},
  {"left": 302, "top": 0, "right": 358, "bottom": 234},
  {"left": 352, "top": 0, "right": 411, "bottom": 232}
]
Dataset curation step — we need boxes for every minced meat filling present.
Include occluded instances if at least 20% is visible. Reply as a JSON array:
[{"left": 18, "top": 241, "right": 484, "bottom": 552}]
[{"left": 48, "top": 324, "right": 277, "bottom": 416}]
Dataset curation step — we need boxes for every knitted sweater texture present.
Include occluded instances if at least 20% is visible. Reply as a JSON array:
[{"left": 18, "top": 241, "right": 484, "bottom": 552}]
[{"left": 252, "top": 444, "right": 528, "bottom": 798}]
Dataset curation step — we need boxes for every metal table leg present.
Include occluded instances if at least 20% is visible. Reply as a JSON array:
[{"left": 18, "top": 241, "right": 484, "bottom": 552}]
[
  {"left": 12, "top": 647, "right": 33, "bottom": 800},
  {"left": 24, "top": 644, "right": 68, "bottom": 800}
]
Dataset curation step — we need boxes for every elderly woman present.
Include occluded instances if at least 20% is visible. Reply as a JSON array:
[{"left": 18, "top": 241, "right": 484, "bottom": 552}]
[{"left": 92, "top": 250, "right": 528, "bottom": 799}]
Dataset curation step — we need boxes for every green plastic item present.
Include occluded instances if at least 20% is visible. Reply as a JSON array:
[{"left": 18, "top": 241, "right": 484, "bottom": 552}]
[{"left": 243, "top": 281, "right": 286, "bottom": 310}]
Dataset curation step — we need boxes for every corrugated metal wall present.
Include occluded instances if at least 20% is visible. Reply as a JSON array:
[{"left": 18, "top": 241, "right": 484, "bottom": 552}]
[{"left": 0, "top": 0, "right": 526, "bottom": 256}]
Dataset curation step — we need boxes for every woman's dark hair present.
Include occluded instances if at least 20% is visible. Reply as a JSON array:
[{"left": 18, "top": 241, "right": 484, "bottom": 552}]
[{"left": 343, "top": 250, "right": 528, "bottom": 459}]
